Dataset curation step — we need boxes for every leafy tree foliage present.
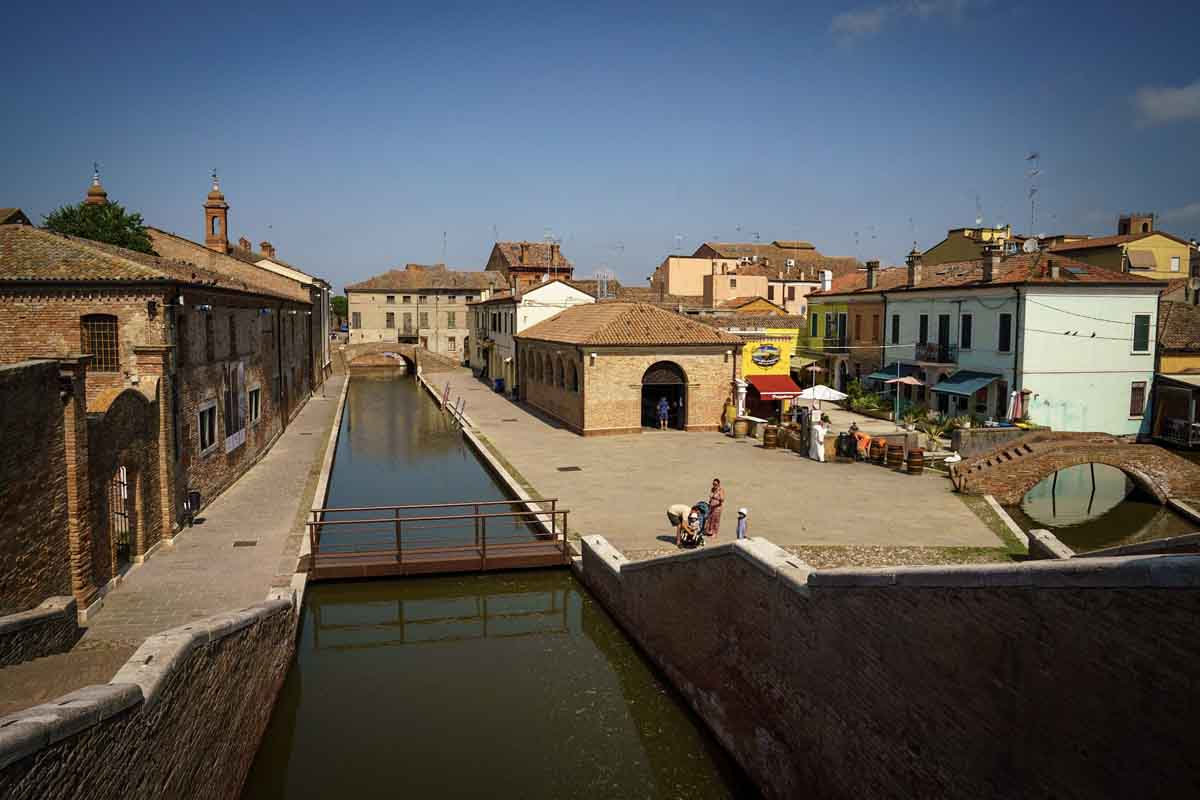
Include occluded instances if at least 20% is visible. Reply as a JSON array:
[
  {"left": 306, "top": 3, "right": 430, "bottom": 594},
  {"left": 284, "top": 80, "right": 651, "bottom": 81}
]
[
  {"left": 43, "top": 201, "right": 156, "bottom": 254},
  {"left": 330, "top": 295, "right": 348, "bottom": 317}
]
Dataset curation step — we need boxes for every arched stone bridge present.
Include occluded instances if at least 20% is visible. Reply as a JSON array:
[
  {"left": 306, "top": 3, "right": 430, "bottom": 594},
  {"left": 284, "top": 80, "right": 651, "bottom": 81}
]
[
  {"left": 337, "top": 341, "right": 459, "bottom": 372},
  {"left": 951, "top": 431, "right": 1200, "bottom": 505}
]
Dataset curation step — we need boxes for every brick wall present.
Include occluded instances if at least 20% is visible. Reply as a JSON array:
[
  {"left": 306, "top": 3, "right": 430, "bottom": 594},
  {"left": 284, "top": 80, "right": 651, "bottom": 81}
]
[
  {"left": 0, "top": 600, "right": 295, "bottom": 800},
  {"left": 0, "top": 598, "right": 79, "bottom": 667},
  {"left": 580, "top": 537, "right": 1200, "bottom": 800},
  {"left": 0, "top": 361, "right": 72, "bottom": 615},
  {"left": 518, "top": 344, "right": 736, "bottom": 435}
]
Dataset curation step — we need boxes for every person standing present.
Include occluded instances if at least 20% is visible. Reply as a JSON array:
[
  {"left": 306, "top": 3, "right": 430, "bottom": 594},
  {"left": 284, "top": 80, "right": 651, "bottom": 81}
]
[
  {"left": 810, "top": 414, "right": 828, "bottom": 462},
  {"left": 736, "top": 508, "right": 748, "bottom": 540},
  {"left": 657, "top": 396, "right": 670, "bottom": 430},
  {"left": 705, "top": 478, "right": 725, "bottom": 537}
]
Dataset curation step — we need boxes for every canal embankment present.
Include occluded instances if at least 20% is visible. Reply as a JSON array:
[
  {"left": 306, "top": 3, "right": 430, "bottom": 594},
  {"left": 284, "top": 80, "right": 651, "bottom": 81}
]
[
  {"left": 0, "top": 373, "right": 349, "bottom": 798},
  {"left": 576, "top": 534, "right": 1200, "bottom": 800}
]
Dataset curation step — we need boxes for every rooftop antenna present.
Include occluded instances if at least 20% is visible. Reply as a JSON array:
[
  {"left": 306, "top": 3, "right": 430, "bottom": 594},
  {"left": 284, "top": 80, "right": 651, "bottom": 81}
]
[
  {"left": 1026, "top": 152, "right": 1041, "bottom": 234},
  {"left": 543, "top": 226, "right": 554, "bottom": 243},
  {"left": 492, "top": 224, "right": 499, "bottom": 242},
  {"left": 595, "top": 266, "right": 616, "bottom": 299},
  {"left": 674, "top": 233, "right": 684, "bottom": 252},
  {"left": 442, "top": 231, "right": 447, "bottom": 263},
  {"left": 975, "top": 195, "right": 984, "bottom": 227},
  {"left": 751, "top": 231, "right": 761, "bottom": 242}
]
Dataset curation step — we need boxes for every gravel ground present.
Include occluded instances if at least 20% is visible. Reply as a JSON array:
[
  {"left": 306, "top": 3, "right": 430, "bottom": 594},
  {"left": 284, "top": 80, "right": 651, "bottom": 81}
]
[{"left": 620, "top": 543, "right": 1014, "bottom": 569}]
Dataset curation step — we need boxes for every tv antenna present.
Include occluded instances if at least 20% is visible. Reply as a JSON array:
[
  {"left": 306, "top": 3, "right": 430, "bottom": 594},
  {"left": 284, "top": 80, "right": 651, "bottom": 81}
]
[
  {"left": 1022, "top": 237, "right": 1040, "bottom": 254},
  {"left": 975, "top": 195, "right": 984, "bottom": 227},
  {"left": 1025, "top": 152, "right": 1041, "bottom": 233},
  {"left": 594, "top": 267, "right": 616, "bottom": 300}
]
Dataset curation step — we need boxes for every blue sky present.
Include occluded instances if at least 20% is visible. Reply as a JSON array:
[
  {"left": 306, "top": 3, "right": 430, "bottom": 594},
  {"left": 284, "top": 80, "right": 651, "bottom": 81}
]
[{"left": 2, "top": 0, "right": 1198, "bottom": 290}]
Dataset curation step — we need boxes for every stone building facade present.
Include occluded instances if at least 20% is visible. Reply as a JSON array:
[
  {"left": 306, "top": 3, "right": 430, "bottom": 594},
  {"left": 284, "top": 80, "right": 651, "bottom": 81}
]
[
  {"left": 515, "top": 303, "right": 743, "bottom": 436},
  {"left": 0, "top": 182, "right": 321, "bottom": 557},
  {"left": 345, "top": 263, "right": 502, "bottom": 359},
  {"left": 485, "top": 240, "right": 574, "bottom": 291}
]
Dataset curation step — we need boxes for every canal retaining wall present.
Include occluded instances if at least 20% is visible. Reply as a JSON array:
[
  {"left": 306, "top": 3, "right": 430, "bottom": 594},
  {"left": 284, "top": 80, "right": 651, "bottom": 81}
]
[
  {"left": 0, "top": 598, "right": 295, "bottom": 800},
  {"left": 0, "top": 597, "right": 79, "bottom": 667},
  {"left": 579, "top": 535, "right": 1200, "bottom": 800}
]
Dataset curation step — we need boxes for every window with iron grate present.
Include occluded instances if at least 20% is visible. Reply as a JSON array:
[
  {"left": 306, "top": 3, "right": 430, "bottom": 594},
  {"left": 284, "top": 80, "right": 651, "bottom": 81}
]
[{"left": 81, "top": 314, "right": 119, "bottom": 372}]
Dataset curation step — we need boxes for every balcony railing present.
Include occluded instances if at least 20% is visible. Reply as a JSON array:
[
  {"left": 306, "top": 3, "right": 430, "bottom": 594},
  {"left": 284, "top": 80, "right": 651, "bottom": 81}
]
[
  {"left": 1156, "top": 417, "right": 1200, "bottom": 447},
  {"left": 914, "top": 343, "right": 957, "bottom": 363},
  {"left": 822, "top": 336, "right": 849, "bottom": 353}
]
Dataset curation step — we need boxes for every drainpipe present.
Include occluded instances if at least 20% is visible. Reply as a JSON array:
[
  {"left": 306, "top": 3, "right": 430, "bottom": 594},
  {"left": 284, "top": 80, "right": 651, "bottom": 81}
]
[{"left": 1012, "top": 287, "right": 1022, "bottom": 417}]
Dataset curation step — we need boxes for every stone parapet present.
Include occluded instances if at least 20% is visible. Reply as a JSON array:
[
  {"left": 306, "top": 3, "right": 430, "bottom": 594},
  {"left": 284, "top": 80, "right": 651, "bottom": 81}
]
[
  {"left": 0, "top": 597, "right": 79, "bottom": 667},
  {"left": 577, "top": 535, "right": 1200, "bottom": 799}
]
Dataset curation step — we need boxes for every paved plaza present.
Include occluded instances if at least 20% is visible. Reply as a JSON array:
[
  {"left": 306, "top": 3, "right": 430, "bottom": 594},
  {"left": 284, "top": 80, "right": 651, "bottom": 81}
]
[{"left": 432, "top": 369, "right": 1001, "bottom": 554}]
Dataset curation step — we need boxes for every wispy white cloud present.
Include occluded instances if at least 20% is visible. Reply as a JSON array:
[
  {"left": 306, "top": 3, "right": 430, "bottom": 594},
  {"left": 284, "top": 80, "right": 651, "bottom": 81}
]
[
  {"left": 1134, "top": 78, "right": 1200, "bottom": 126},
  {"left": 1161, "top": 202, "right": 1200, "bottom": 226},
  {"left": 831, "top": 0, "right": 973, "bottom": 40}
]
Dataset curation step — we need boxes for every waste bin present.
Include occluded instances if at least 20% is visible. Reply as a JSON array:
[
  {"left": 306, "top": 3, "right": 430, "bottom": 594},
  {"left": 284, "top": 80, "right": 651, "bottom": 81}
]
[{"left": 493, "top": 378, "right": 505, "bottom": 393}]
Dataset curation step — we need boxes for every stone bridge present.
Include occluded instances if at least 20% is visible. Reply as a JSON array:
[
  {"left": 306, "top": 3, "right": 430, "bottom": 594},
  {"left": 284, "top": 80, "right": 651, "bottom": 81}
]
[
  {"left": 951, "top": 430, "right": 1200, "bottom": 505},
  {"left": 337, "top": 341, "right": 459, "bottom": 372}
]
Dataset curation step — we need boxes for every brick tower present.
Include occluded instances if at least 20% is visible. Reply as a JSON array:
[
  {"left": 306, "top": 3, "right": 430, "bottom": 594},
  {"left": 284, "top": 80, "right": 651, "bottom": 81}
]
[
  {"left": 204, "top": 171, "right": 229, "bottom": 253},
  {"left": 84, "top": 164, "right": 108, "bottom": 206}
]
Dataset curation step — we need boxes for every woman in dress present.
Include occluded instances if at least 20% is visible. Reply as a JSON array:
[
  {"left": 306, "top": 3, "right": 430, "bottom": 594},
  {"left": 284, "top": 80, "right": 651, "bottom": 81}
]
[{"left": 705, "top": 478, "right": 725, "bottom": 537}]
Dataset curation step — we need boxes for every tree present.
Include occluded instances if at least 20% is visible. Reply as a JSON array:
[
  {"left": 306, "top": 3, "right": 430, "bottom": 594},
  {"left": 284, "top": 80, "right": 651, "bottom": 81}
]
[
  {"left": 43, "top": 201, "right": 156, "bottom": 255},
  {"left": 330, "top": 295, "right": 348, "bottom": 318}
]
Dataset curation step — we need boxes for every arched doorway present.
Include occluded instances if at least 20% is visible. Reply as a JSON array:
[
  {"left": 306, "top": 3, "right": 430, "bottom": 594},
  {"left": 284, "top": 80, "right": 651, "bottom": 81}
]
[
  {"left": 641, "top": 361, "right": 687, "bottom": 429},
  {"left": 837, "top": 361, "right": 849, "bottom": 392}
]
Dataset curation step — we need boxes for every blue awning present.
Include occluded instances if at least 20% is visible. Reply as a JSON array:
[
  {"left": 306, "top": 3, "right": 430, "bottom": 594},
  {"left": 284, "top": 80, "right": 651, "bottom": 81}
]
[
  {"left": 866, "top": 363, "right": 922, "bottom": 382},
  {"left": 929, "top": 371, "right": 1002, "bottom": 397}
]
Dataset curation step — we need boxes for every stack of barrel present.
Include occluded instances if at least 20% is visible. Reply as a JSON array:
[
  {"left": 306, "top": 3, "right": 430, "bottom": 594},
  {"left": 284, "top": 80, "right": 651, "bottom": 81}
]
[
  {"left": 762, "top": 425, "right": 779, "bottom": 449},
  {"left": 907, "top": 448, "right": 925, "bottom": 474},
  {"left": 869, "top": 439, "right": 886, "bottom": 465},
  {"left": 885, "top": 443, "right": 905, "bottom": 470}
]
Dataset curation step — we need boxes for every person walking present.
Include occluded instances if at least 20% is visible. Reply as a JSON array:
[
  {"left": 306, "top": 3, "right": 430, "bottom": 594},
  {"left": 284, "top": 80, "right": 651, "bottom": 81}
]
[
  {"left": 736, "top": 508, "right": 748, "bottom": 540},
  {"left": 704, "top": 478, "right": 725, "bottom": 537},
  {"left": 657, "top": 396, "right": 670, "bottom": 430}
]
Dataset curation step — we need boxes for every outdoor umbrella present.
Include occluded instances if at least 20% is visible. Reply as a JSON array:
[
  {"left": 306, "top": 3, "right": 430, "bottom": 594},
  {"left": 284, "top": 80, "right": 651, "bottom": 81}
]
[
  {"left": 884, "top": 375, "right": 924, "bottom": 386},
  {"left": 798, "top": 383, "right": 848, "bottom": 410}
]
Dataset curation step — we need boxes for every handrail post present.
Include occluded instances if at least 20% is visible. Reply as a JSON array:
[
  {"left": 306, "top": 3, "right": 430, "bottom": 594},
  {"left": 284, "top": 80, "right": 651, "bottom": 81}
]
[
  {"left": 550, "top": 499, "right": 557, "bottom": 540},
  {"left": 481, "top": 516, "right": 487, "bottom": 571},
  {"left": 562, "top": 511, "right": 569, "bottom": 560},
  {"left": 395, "top": 509, "right": 402, "bottom": 565},
  {"left": 474, "top": 504, "right": 480, "bottom": 547},
  {"left": 308, "top": 522, "right": 316, "bottom": 573}
]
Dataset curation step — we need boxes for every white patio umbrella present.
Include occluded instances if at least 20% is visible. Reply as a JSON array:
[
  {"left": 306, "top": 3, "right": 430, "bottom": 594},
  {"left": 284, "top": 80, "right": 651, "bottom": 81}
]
[{"left": 798, "top": 383, "right": 848, "bottom": 410}]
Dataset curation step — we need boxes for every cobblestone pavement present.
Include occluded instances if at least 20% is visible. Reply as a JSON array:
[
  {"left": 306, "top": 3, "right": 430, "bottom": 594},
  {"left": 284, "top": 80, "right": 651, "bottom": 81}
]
[
  {"left": 0, "top": 376, "right": 344, "bottom": 714},
  {"left": 434, "top": 369, "right": 1001, "bottom": 554}
]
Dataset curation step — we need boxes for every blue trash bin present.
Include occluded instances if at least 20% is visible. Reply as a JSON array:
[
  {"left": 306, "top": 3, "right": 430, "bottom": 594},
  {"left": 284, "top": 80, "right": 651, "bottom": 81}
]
[{"left": 493, "top": 378, "right": 505, "bottom": 393}]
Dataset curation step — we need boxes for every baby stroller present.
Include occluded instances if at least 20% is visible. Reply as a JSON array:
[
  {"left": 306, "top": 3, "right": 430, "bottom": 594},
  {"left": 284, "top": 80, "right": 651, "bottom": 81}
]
[{"left": 667, "top": 501, "right": 710, "bottom": 548}]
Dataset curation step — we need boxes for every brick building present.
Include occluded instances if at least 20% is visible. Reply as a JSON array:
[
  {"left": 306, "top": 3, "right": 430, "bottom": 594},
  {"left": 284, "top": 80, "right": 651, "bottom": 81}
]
[
  {"left": 345, "top": 264, "right": 502, "bottom": 359},
  {"left": 515, "top": 302, "right": 743, "bottom": 436},
  {"left": 0, "top": 179, "right": 320, "bottom": 557},
  {"left": 485, "top": 241, "right": 574, "bottom": 291}
]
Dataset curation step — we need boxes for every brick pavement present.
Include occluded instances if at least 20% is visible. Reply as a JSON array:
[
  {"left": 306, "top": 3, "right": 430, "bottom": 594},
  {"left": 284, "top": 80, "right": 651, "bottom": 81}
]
[{"left": 435, "top": 369, "right": 1001, "bottom": 552}]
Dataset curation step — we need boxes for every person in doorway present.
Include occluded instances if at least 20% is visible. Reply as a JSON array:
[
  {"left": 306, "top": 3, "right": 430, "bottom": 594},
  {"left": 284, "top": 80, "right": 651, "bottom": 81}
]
[
  {"left": 657, "top": 396, "right": 670, "bottom": 430},
  {"left": 736, "top": 508, "right": 748, "bottom": 540},
  {"left": 704, "top": 478, "right": 725, "bottom": 537},
  {"left": 722, "top": 398, "right": 736, "bottom": 433},
  {"left": 810, "top": 413, "right": 829, "bottom": 462}
]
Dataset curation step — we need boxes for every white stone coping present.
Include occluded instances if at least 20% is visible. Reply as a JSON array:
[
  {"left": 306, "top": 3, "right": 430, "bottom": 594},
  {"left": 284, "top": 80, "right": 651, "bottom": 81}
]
[
  {"left": 301, "top": 373, "right": 351, "bottom": 572},
  {"left": 580, "top": 535, "right": 1200, "bottom": 593},
  {"left": 0, "top": 597, "right": 76, "bottom": 637},
  {"left": 984, "top": 494, "right": 1030, "bottom": 548},
  {"left": 1027, "top": 528, "right": 1075, "bottom": 560},
  {"left": 0, "top": 598, "right": 292, "bottom": 771}
]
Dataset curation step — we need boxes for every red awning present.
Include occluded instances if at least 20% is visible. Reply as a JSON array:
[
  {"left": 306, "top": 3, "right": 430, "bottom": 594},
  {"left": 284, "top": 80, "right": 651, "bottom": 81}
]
[{"left": 746, "top": 374, "right": 804, "bottom": 400}]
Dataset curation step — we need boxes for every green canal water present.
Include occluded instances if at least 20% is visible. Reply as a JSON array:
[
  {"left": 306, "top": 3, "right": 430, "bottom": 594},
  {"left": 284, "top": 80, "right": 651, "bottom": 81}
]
[
  {"left": 240, "top": 377, "right": 754, "bottom": 799},
  {"left": 1004, "top": 462, "right": 1195, "bottom": 553}
]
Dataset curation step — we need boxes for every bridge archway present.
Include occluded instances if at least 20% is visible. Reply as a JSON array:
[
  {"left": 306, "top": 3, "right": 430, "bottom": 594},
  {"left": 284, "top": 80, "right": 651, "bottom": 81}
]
[
  {"left": 340, "top": 342, "right": 418, "bottom": 373},
  {"left": 1008, "top": 456, "right": 1167, "bottom": 507}
]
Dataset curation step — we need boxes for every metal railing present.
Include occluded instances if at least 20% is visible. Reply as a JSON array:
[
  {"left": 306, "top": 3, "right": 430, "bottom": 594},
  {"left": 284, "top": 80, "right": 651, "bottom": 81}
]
[
  {"left": 1157, "top": 418, "right": 1200, "bottom": 447},
  {"left": 914, "top": 342, "right": 957, "bottom": 363},
  {"left": 308, "top": 499, "right": 569, "bottom": 574},
  {"left": 822, "top": 336, "right": 849, "bottom": 353}
]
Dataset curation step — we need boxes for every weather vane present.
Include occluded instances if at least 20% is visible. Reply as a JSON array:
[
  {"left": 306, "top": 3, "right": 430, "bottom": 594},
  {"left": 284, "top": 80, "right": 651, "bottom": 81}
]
[
  {"left": 211, "top": 168, "right": 220, "bottom": 190},
  {"left": 92, "top": 161, "right": 101, "bottom": 184}
]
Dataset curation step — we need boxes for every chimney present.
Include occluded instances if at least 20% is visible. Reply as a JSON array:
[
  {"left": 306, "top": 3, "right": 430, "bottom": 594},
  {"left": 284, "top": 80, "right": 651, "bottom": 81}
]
[
  {"left": 981, "top": 243, "right": 1000, "bottom": 282},
  {"left": 905, "top": 248, "right": 923, "bottom": 287},
  {"left": 820, "top": 270, "right": 832, "bottom": 293},
  {"left": 865, "top": 260, "right": 879, "bottom": 290},
  {"left": 1049, "top": 258, "right": 1060, "bottom": 280},
  {"left": 549, "top": 243, "right": 559, "bottom": 266},
  {"left": 260, "top": 241, "right": 276, "bottom": 259},
  {"left": 520, "top": 242, "right": 529, "bottom": 264},
  {"left": 238, "top": 236, "right": 251, "bottom": 251}
]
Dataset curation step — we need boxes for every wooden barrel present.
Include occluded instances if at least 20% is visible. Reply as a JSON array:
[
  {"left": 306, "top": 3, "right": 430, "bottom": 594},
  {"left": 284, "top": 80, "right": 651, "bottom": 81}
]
[
  {"left": 907, "top": 448, "right": 925, "bottom": 474},
  {"left": 886, "top": 443, "right": 905, "bottom": 470},
  {"left": 762, "top": 425, "right": 779, "bottom": 449},
  {"left": 732, "top": 418, "right": 750, "bottom": 438},
  {"left": 869, "top": 438, "right": 886, "bottom": 464}
]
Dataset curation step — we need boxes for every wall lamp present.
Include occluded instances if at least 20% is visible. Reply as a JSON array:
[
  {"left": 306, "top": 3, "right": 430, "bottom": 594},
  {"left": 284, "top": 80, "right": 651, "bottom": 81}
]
[
  {"left": 589, "top": 352, "right": 597, "bottom": 366},
  {"left": 196, "top": 304, "right": 213, "bottom": 313}
]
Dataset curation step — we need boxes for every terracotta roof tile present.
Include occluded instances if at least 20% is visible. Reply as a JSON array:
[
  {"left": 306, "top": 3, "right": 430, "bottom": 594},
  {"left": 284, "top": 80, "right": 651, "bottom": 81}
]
[
  {"left": 146, "top": 228, "right": 310, "bottom": 303},
  {"left": 697, "top": 314, "right": 808, "bottom": 330},
  {"left": 1159, "top": 301, "right": 1200, "bottom": 352},
  {"left": 517, "top": 302, "right": 743, "bottom": 346},
  {"left": 1049, "top": 230, "right": 1193, "bottom": 251},
  {"left": 0, "top": 208, "right": 32, "bottom": 225},
  {"left": 345, "top": 265, "right": 504, "bottom": 292},
  {"left": 492, "top": 241, "right": 573, "bottom": 269}
]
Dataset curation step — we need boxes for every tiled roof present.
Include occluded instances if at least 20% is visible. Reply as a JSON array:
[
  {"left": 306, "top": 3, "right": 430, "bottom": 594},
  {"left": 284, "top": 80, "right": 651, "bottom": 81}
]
[
  {"left": 1049, "top": 230, "right": 1193, "bottom": 252},
  {"left": 147, "top": 228, "right": 310, "bottom": 303},
  {"left": 567, "top": 278, "right": 618, "bottom": 296},
  {"left": 697, "top": 314, "right": 808, "bottom": 330},
  {"left": 715, "top": 295, "right": 788, "bottom": 312},
  {"left": 1158, "top": 301, "right": 1200, "bottom": 352},
  {"left": 0, "top": 225, "right": 281, "bottom": 296},
  {"left": 608, "top": 286, "right": 706, "bottom": 306},
  {"left": 694, "top": 241, "right": 860, "bottom": 279},
  {"left": 0, "top": 208, "right": 32, "bottom": 225},
  {"left": 345, "top": 264, "right": 504, "bottom": 292},
  {"left": 517, "top": 302, "right": 743, "bottom": 346},
  {"left": 811, "top": 253, "right": 1163, "bottom": 299},
  {"left": 492, "top": 241, "right": 573, "bottom": 269}
]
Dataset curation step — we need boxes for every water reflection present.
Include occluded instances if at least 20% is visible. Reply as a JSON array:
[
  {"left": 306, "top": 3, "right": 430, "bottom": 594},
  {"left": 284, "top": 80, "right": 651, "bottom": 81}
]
[
  {"left": 241, "top": 573, "right": 753, "bottom": 799},
  {"left": 1007, "top": 463, "right": 1194, "bottom": 553}
]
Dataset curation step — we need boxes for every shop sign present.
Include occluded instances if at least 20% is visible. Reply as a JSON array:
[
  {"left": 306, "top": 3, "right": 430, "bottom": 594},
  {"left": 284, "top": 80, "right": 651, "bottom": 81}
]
[{"left": 751, "top": 344, "right": 781, "bottom": 367}]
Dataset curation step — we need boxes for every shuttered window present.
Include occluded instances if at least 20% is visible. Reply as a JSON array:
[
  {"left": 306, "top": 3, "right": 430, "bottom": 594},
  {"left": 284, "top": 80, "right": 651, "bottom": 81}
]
[
  {"left": 1132, "top": 314, "right": 1151, "bottom": 353},
  {"left": 1130, "top": 381, "right": 1146, "bottom": 417}
]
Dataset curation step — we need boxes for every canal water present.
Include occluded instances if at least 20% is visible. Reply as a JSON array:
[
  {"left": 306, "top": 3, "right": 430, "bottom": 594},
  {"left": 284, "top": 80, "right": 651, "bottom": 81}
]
[
  {"left": 241, "top": 376, "right": 754, "bottom": 799},
  {"left": 1004, "top": 463, "right": 1195, "bottom": 553}
]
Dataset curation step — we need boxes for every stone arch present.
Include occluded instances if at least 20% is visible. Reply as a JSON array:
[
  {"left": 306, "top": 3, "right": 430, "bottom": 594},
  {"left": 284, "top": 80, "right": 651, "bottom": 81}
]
[
  {"left": 1005, "top": 455, "right": 1168, "bottom": 508},
  {"left": 641, "top": 361, "right": 688, "bottom": 430},
  {"left": 568, "top": 360, "right": 579, "bottom": 392},
  {"left": 555, "top": 357, "right": 565, "bottom": 388}
]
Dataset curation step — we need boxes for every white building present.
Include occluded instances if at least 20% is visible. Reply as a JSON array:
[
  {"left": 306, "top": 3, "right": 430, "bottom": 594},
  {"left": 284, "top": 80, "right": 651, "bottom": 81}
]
[
  {"left": 875, "top": 246, "right": 1163, "bottom": 436},
  {"left": 468, "top": 280, "right": 595, "bottom": 392}
]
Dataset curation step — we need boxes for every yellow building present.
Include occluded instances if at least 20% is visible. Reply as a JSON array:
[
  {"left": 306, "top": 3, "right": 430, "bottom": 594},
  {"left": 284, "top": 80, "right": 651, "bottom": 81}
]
[
  {"left": 702, "top": 315, "right": 805, "bottom": 419},
  {"left": 1153, "top": 300, "right": 1200, "bottom": 447},
  {"left": 1050, "top": 222, "right": 1193, "bottom": 281},
  {"left": 922, "top": 225, "right": 1026, "bottom": 266}
]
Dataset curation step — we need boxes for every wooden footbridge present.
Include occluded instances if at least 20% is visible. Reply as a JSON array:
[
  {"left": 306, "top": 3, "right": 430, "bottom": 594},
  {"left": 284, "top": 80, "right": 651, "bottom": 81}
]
[{"left": 306, "top": 499, "right": 571, "bottom": 581}]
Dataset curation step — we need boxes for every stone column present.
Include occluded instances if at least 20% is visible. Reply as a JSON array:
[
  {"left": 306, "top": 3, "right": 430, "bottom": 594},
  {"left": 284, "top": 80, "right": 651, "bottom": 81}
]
[
  {"left": 58, "top": 356, "right": 98, "bottom": 611},
  {"left": 134, "top": 345, "right": 177, "bottom": 542}
]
